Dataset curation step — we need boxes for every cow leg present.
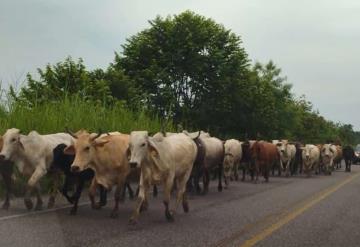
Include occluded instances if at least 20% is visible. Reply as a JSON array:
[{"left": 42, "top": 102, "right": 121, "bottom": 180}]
[
  {"left": 89, "top": 178, "right": 102, "bottom": 210},
  {"left": 285, "top": 161, "right": 290, "bottom": 177},
  {"left": 125, "top": 182, "right": 134, "bottom": 200},
  {"left": 234, "top": 161, "right": 239, "bottom": 181},
  {"left": 25, "top": 165, "right": 46, "bottom": 210},
  {"left": 48, "top": 170, "right": 62, "bottom": 209},
  {"left": 129, "top": 173, "right": 148, "bottom": 225},
  {"left": 110, "top": 180, "right": 125, "bottom": 218},
  {"left": 34, "top": 183, "right": 43, "bottom": 211},
  {"left": 1, "top": 164, "right": 13, "bottom": 210},
  {"left": 241, "top": 164, "right": 246, "bottom": 181},
  {"left": 153, "top": 185, "right": 158, "bottom": 198},
  {"left": 61, "top": 176, "right": 74, "bottom": 204},
  {"left": 68, "top": 179, "right": 85, "bottom": 215},
  {"left": 163, "top": 175, "right": 175, "bottom": 222},
  {"left": 218, "top": 163, "right": 223, "bottom": 192},
  {"left": 202, "top": 169, "right": 210, "bottom": 195},
  {"left": 174, "top": 174, "right": 190, "bottom": 214}
]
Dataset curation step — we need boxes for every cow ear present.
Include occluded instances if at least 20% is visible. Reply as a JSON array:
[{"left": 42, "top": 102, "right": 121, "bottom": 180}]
[
  {"left": 126, "top": 146, "right": 131, "bottom": 160},
  {"left": 93, "top": 139, "right": 109, "bottom": 148},
  {"left": 64, "top": 145, "right": 75, "bottom": 155},
  {"left": 18, "top": 140, "right": 25, "bottom": 150},
  {"left": 147, "top": 139, "right": 159, "bottom": 157}
]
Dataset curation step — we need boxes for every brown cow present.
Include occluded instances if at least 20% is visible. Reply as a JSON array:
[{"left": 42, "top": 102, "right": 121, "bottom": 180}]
[
  {"left": 64, "top": 130, "right": 130, "bottom": 218},
  {"left": 250, "top": 141, "right": 279, "bottom": 182}
]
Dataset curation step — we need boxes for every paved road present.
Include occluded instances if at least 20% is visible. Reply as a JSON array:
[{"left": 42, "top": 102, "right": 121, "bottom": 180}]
[{"left": 0, "top": 165, "right": 360, "bottom": 247}]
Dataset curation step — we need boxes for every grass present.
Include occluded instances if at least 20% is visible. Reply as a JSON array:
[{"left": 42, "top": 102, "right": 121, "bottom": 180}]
[{"left": 0, "top": 96, "right": 171, "bottom": 134}]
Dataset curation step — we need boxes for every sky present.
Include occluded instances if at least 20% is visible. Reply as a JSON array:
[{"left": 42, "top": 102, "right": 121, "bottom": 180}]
[{"left": 1, "top": 0, "right": 359, "bottom": 130}]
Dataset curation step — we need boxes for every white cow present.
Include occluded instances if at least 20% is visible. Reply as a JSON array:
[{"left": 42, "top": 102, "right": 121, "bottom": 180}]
[
  {"left": 0, "top": 128, "right": 73, "bottom": 210},
  {"left": 223, "top": 139, "right": 242, "bottom": 188},
  {"left": 301, "top": 144, "right": 320, "bottom": 176},
  {"left": 128, "top": 131, "right": 197, "bottom": 224},
  {"left": 275, "top": 140, "right": 296, "bottom": 177},
  {"left": 320, "top": 144, "right": 337, "bottom": 175}
]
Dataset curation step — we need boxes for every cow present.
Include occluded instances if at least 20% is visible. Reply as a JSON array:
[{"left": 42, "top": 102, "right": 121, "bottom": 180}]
[
  {"left": 128, "top": 131, "right": 197, "bottom": 224},
  {"left": 343, "top": 146, "right": 355, "bottom": 172},
  {"left": 240, "top": 140, "right": 256, "bottom": 181},
  {"left": 275, "top": 140, "right": 296, "bottom": 177},
  {"left": 64, "top": 130, "right": 130, "bottom": 218},
  {"left": 0, "top": 128, "right": 73, "bottom": 210},
  {"left": 250, "top": 141, "right": 279, "bottom": 182},
  {"left": 271, "top": 140, "right": 282, "bottom": 176},
  {"left": 183, "top": 131, "right": 224, "bottom": 194},
  {"left": 223, "top": 139, "right": 242, "bottom": 188},
  {"left": 301, "top": 144, "right": 320, "bottom": 177},
  {"left": 51, "top": 143, "right": 108, "bottom": 215},
  {"left": 320, "top": 144, "right": 337, "bottom": 175},
  {"left": 293, "top": 142, "right": 303, "bottom": 175},
  {"left": 333, "top": 145, "right": 343, "bottom": 169}
]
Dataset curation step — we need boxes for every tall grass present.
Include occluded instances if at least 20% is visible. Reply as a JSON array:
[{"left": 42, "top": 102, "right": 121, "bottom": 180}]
[{"left": 0, "top": 96, "right": 172, "bottom": 134}]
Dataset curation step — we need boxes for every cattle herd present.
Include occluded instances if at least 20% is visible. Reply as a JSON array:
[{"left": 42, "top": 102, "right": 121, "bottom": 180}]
[{"left": 0, "top": 128, "right": 357, "bottom": 224}]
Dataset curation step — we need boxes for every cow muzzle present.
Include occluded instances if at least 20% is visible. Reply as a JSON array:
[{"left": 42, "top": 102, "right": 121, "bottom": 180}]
[
  {"left": 71, "top": 165, "right": 80, "bottom": 173},
  {"left": 129, "top": 162, "right": 138, "bottom": 169}
]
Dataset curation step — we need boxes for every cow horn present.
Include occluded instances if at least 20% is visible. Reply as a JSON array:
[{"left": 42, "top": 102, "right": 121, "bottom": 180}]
[
  {"left": 91, "top": 129, "right": 102, "bottom": 141},
  {"left": 65, "top": 127, "right": 78, "bottom": 139}
]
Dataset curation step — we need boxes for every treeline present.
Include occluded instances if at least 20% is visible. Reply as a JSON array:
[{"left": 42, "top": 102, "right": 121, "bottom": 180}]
[{"left": 3, "top": 11, "right": 360, "bottom": 145}]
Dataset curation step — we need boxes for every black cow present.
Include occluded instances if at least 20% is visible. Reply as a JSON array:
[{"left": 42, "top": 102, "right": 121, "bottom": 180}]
[
  {"left": 292, "top": 142, "right": 303, "bottom": 175},
  {"left": 240, "top": 141, "right": 255, "bottom": 181},
  {"left": 187, "top": 136, "right": 206, "bottom": 194},
  {"left": 343, "top": 146, "right": 355, "bottom": 172},
  {"left": 51, "top": 144, "right": 108, "bottom": 215},
  {"left": 0, "top": 160, "right": 13, "bottom": 210}
]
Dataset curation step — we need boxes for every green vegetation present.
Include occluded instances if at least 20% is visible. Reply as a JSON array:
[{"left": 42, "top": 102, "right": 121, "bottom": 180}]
[{"left": 1, "top": 11, "right": 359, "bottom": 144}]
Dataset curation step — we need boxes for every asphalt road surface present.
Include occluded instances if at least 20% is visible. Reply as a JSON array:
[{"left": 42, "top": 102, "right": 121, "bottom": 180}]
[{"left": 1, "top": 165, "right": 360, "bottom": 247}]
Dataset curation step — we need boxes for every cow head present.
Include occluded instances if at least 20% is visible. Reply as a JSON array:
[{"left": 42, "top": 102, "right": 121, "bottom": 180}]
[
  {"left": 302, "top": 145, "right": 311, "bottom": 161},
  {"left": 64, "top": 130, "right": 107, "bottom": 172},
  {"left": 321, "top": 144, "right": 336, "bottom": 160},
  {"left": 128, "top": 131, "right": 159, "bottom": 169},
  {"left": 0, "top": 128, "right": 24, "bottom": 162}
]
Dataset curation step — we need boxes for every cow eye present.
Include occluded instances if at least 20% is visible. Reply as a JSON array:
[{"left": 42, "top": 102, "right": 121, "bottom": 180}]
[
  {"left": 11, "top": 138, "right": 16, "bottom": 142},
  {"left": 84, "top": 146, "right": 90, "bottom": 151},
  {"left": 141, "top": 143, "right": 146, "bottom": 147}
]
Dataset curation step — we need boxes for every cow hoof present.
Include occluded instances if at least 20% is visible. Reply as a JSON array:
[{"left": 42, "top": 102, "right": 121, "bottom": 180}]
[
  {"left": 182, "top": 202, "right": 189, "bottom": 213},
  {"left": 24, "top": 199, "right": 33, "bottom": 210},
  {"left": 92, "top": 203, "right": 102, "bottom": 210},
  {"left": 69, "top": 208, "right": 77, "bottom": 215},
  {"left": 165, "top": 210, "right": 175, "bottom": 222},
  {"left": 140, "top": 202, "right": 148, "bottom": 212},
  {"left": 128, "top": 218, "right": 138, "bottom": 225},
  {"left": 47, "top": 198, "right": 55, "bottom": 209},
  {"left": 110, "top": 211, "right": 119, "bottom": 218},
  {"left": 2, "top": 202, "right": 10, "bottom": 210},
  {"left": 35, "top": 201, "right": 43, "bottom": 211}
]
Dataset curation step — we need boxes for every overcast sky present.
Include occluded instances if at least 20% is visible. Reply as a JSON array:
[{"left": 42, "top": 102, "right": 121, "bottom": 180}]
[{"left": 1, "top": 0, "right": 359, "bottom": 130}]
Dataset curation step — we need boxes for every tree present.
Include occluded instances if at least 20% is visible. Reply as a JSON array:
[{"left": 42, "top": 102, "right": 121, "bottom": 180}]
[
  {"left": 13, "top": 57, "right": 114, "bottom": 106},
  {"left": 116, "top": 11, "right": 250, "bottom": 133}
]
